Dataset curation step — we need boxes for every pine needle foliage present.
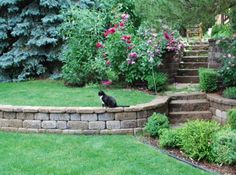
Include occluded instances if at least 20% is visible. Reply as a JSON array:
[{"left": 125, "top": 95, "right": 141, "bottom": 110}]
[{"left": 0, "top": 0, "right": 70, "bottom": 82}]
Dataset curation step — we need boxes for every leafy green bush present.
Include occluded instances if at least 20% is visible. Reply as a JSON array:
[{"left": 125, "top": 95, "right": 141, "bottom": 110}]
[
  {"left": 228, "top": 109, "right": 236, "bottom": 130},
  {"left": 218, "top": 39, "right": 236, "bottom": 87},
  {"left": 159, "top": 129, "right": 180, "bottom": 148},
  {"left": 145, "top": 73, "right": 168, "bottom": 92},
  {"left": 223, "top": 87, "right": 236, "bottom": 99},
  {"left": 178, "top": 120, "right": 220, "bottom": 161},
  {"left": 211, "top": 24, "right": 233, "bottom": 39},
  {"left": 211, "top": 129, "right": 236, "bottom": 165},
  {"left": 144, "top": 113, "right": 169, "bottom": 137},
  {"left": 199, "top": 68, "right": 218, "bottom": 92},
  {"left": 61, "top": 8, "right": 107, "bottom": 86},
  {"left": 230, "top": 7, "right": 236, "bottom": 32}
]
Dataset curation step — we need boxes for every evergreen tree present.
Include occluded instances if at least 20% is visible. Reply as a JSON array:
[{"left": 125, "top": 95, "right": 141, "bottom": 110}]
[{"left": 0, "top": 0, "right": 70, "bottom": 82}]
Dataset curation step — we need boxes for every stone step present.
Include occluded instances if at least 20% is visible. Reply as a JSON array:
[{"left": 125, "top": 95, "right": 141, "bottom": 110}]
[
  {"left": 186, "top": 44, "right": 209, "bottom": 51},
  {"left": 169, "top": 99, "right": 209, "bottom": 112},
  {"left": 175, "top": 76, "right": 199, "bottom": 83},
  {"left": 184, "top": 50, "right": 208, "bottom": 56},
  {"left": 170, "top": 92, "right": 206, "bottom": 100},
  {"left": 182, "top": 56, "right": 208, "bottom": 62},
  {"left": 179, "top": 62, "right": 208, "bottom": 69},
  {"left": 177, "top": 69, "right": 198, "bottom": 76},
  {"left": 188, "top": 41, "right": 208, "bottom": 45},
  {"left": 168, "top": 111, "right": 212, "bottom": 124}
]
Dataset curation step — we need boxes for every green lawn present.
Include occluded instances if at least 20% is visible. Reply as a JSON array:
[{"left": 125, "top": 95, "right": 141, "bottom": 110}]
[
  {"left": 0, "top": 132, "right": 215, "bottom": 175},
  {"left": 0, "top": 80, "right": 154, "bottom": 107}
]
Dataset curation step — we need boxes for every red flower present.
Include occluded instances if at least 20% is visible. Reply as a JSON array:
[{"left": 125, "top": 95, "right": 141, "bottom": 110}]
[
  {"left": 120, "top": 22, "right": 124, "bottom": 27},
  {"left": 96, "top": 42, "right": 104, "bottom": 48},
  {"left": 129, "top": 52, "right": 138, "bottom": 59},
  {"left": 121, "top": 35, "right": 131, "bottom": 43},
  {"left": 106, "top": 60, "right": 111, "bottom": 65},
  {"left": 102, "top": 80, "right": 112, "bottom": 85},
  {"left": 164, "top": 32, "right": 171, "bottom": 40},
  {"left": 114, "top": 24, "right": 118, "bottom": 28},
  {"left": 128, "top": 46, "right": 134, "bottom": 50},
  {"left": 104, "top": 28, "right": 116, "bottom": 38},
  {"left": 127, "top": 40, "right": 131, "bottom": 44}
]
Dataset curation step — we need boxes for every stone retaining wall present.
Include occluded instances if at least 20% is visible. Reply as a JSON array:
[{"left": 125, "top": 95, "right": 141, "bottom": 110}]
[
  {"left": 0, "top": 97, "right": 169, "bottom": 135},
  {"left": 207, "top": 94, "right": 236, "bottom": 124}
]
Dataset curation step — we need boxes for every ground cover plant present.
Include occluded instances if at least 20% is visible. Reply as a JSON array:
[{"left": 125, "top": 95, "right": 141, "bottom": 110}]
[
  {"left": 0, "top": 80, "right": 154, "bottom": 107},
  {"left": 0, "top": 132, "right": 215, "bottom": 175}
]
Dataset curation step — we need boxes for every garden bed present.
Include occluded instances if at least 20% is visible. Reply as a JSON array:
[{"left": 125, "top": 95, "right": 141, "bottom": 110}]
[{"left": 141, "top": 136, "right": 236, "bottom": 175}]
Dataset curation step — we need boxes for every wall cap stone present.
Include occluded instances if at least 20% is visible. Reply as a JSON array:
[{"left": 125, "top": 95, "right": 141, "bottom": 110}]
[{"left": 207, "top": 94, "right": 236, "bottom": 106}]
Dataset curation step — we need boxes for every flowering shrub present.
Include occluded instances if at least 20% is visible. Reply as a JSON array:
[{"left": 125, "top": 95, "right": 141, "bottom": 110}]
[
  {"left": 218, "top": 38, "right": 236, "bottom": 87},
  {"left": 96, "top": 17, "right": 184, "bottom": 84}
]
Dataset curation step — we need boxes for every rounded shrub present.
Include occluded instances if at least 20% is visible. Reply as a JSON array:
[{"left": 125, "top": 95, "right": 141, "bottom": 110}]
[
  {"left": 199, "top": 68, "right": 218, "bottom": 92},
  {"left": 223, "top": 87, "right": 236, "bottom": 99},
  {"left": 159, "top": 129, "right": 180, "bottom": 148},
  {"left": 228, "top": 109, "right": 236, "bottom": 130},
  {"left": 145, "top": 73, "right": 168, "bottom": 92},
  {"left": 178, "top": 120, "right": 220, "bottom": 161},
  {"left": 212, "top": 129, "right": 236, "bottom": 165},
  {"left": 144, "top": 113, "right": 169, "bottom": 137}
]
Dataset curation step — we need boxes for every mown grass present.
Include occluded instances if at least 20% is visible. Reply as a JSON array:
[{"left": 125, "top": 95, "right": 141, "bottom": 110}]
[
  {"left": 0, "top": 132, "right": 215, "bottom": 175},
  {"left": 0, "top": 80, "right": 154, "bottom": 107}
]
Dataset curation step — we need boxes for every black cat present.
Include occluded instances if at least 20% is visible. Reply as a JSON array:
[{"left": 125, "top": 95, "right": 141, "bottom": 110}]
[{"left": 98, "top": 90, "right": 129, "bottom": 108}]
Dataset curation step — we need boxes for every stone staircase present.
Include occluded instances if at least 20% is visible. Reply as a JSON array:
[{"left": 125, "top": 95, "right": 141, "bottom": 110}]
[
  {"left": 175, "top": 41, "right": 209, "bottom": 83},
  {"left": 168, "top": 93, "right": 212, "bottom": 124}
]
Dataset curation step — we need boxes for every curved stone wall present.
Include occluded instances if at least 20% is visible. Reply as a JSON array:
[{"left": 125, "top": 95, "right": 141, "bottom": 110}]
[
  {"left": 0, "top": 97, "right": 169, "bottom": 135},
  {"left": 207, "top": 94, "right": 236, "bottom": 124}
]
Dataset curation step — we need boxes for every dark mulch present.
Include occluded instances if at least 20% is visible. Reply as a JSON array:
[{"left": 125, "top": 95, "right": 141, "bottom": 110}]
[{"left": 138, "top": 136, "right": 236, "bottom": 175}]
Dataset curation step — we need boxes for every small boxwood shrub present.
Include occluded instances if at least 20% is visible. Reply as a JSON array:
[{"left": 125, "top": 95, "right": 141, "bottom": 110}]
[
  {"left": 144, "top": 113, "right": 169, "bottom": 137},
  {"left": 228, "top": 109, "right": 236, "bottom": 130},
  {"left": 212, "top": 129, "right": 236, "bottom": 165},
  {"left": 199, "top": 68, "right": 218, "bottom": 92},
  {"left": 145, "top": 73, "right": 168, "bottom": 92},
  {"left": 223, "top": 87, "right": 236, "bottom": 99},
  {"left": 159, "top": 129, "right": 180, "bottom": 148},
  {"left": 178, "top": 120, "right": 220, "bottom": 161}
]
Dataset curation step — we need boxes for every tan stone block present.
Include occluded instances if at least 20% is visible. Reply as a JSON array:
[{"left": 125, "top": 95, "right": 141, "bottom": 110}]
[
  {"left": 137, "top": 119, "right": 147, "bottom": 127},
  {"left": 98, "top": 113, "right": 114, "bottom": 121},
  {"left": 70, "top": 114, "right": 81, "bottom": 121},
  {"left": 67, "top": 121, "right": 88, "bottom": 130},
  {"left": 121, "top": 120, "right": 137, "bottom": 128},
  {"left": 35, "top": 113, "right": 49, "bottom": 120},
  {"left": 8, "top": 119, "right": 23, "bottom": 128},
  {"left": 106, "top": 121, "right": 120, "bottom": 129},
  {"left": 89, "top": 121, "right": 105, "bottom": 130},
  {"left": 100, "top": 129, "right": 133, "bottom": 135},
  {"left": 137, "top": 111, "right": 148, "bottom": 119},
  {"left": 50, "top": 113, "right": 70, "bottom": 121},
  {"left": 115, "top": 112, "right": 136, "bottom": 120},
  {"left": 42, "top": 121, "right": 57, "bottom": 129},
  {"left": 23, "top": 120, "right": 41, "bottom": 129},
  {"left": 57, "top": 121, "right": 67, "bottom": 129},
  {"left": 81, "top": 114, "right": 97, "bottom": 121},
  {"left": 3, "top": 112, "right": 16, "bottom": 119},
  {"left": 0, "top": 119, "right": 9, "bottom": 127}
]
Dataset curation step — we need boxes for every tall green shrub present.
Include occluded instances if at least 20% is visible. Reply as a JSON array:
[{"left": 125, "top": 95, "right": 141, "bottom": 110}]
[
  {"left": 199, "top": 68, "right": 218, "bottom": 92},
  {"left": 60, "top": 8, "right": 107, "bottom": 86},
  {"left": 212, "top": 129, "right": 236, "bottom": 165},
  {"left": 178, "top": 120, "right": 220, "bottom": 161},
  {"left": 0, "top": 0, "right": 70, "bottom": 82},
  {"left": 228, "top": 109, "right": 236, "bottom": 130}
]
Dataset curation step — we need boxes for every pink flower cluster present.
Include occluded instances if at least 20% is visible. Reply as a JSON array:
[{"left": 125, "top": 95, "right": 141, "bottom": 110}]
[
  {"left": 127, "top": 52, "right": 138, "bottom": 64},
  {"left": 163, "top": 31, "right": 184, "bottom": 52}
]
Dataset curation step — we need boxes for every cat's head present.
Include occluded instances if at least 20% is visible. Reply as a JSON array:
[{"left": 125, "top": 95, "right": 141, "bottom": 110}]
[{"left": 98, "top": 90, "right": 105, "bottom": 96}]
